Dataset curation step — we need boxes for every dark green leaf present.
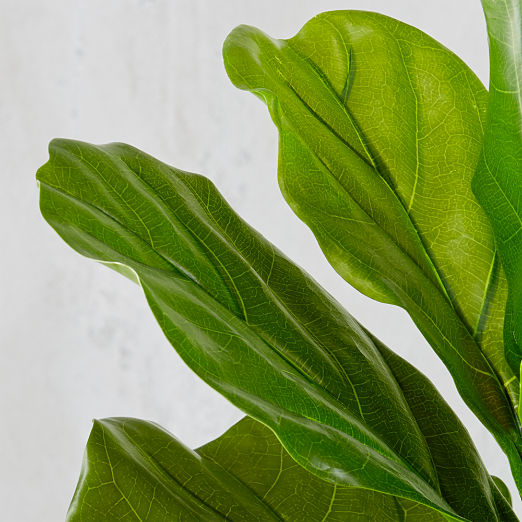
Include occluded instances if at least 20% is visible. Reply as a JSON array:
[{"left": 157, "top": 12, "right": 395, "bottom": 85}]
[
  {"left": 37, "top": 139, "right": 514, "bottom": 520},
  {"left": 222, "top": 10, "right": 521, "bottom": 475},
  {"left": 68, "top": 416, "right": 449, "bottom": 521},
  {"left": 492, "top": 475, "right": 513, "bottom": 509},
  {"left": 473, "top": 0, "right": 522, "bottom": 375},
  {"left": 67, "top": 417, "right": 278, "bottom": 521},
  {"left": 370, "top": 332, "right": 515, "bottom": 521}
]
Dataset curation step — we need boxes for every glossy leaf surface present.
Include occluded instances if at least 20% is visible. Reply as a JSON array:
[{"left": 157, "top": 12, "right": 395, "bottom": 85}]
[
  {"left": 473, "top": 0, "right": 522, "bottom": 373},
  {"left": 223, "top": 10, "right": 521, "bottom": 471},
  {"left": 38, "top": 140, "right": 513, "bottom": 520},
  {"left": 68, "top": 416, "right": 448, "bottom": 521}
]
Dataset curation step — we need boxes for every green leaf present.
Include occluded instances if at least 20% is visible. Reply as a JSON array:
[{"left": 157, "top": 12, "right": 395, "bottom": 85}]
[
  {"left": 519, "top": 361, "right": 522, "bottom": 425},
  {"left": 222, "top": 10, "right": 522, "bottom": 473},
  {"left": 492, "top": 475, "right": 513, "bottom": 509},
  {"left": 67, "top": 417, "right": 278, "bottom": 521},
  {"left": 68, "top": 416, "right": 450, "bottom": 521},
  {"left": 38, "top": 139, "right": 514, "bottom": 520},
  {"left": 368, "top": 331, "right": 516, "bottom": 520},
  {"left": 473, "top": 0, "right": 522, "bottom": 374},
  {"left": 200, "top": 417, "right": 448, "bottom": 521}
]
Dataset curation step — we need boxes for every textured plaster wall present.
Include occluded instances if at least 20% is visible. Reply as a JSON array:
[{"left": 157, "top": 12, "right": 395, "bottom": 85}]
[{"left": 2, "top": 0, "right": 518, "bottom": 519}]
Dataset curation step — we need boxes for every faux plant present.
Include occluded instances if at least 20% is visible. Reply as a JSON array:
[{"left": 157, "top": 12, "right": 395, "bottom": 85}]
[{"left": 37, "top": 1, "right": 521, "bottom": 521}]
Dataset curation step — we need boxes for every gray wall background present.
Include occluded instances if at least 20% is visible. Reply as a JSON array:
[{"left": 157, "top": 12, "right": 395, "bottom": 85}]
[{"left": 3, "top": 0, "right": 518, "bottom": 519}]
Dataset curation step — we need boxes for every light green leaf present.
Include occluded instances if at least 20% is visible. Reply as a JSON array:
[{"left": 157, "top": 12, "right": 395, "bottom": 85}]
[
  {"left": 473, "top": 0, "right": 522, "bottom": 374},
  {"left": 68, "top": 416, "right": 448, "bottom": 521},
  {"left": 519, "top": 361, "right": 522, "bottom": 425},
  {"left": 223, "top": 10, "right": 521, "bottom": 475},
  {"left": 38, "top": 139, "right": 514, "bottom": 520}
]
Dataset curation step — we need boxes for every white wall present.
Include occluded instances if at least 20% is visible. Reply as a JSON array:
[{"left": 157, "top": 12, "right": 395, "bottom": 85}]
[{"left": 2, "top": 0, "right": 517, "bottom": 519}]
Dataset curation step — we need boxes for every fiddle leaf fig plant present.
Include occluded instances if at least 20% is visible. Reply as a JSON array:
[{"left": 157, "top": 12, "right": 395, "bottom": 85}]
[
  {"left": 39, "top": 140, "right": 514, "bottom": 521},
  {"left": 223, "top": 8, "right": 522, "bottom": 487},
  {"left": 37, "top": 2, "right": 522, "bottom": 521}
]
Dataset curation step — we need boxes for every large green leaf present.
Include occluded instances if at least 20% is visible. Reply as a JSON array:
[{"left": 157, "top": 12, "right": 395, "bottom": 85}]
[
  {"left": 68, "top": 416, "right": 449, "bottom": 521},
  {"left": 223, "top": 10, "right": 522, "bottom": 473},
  {"left": 473, "top": 0, "right": 522, "bottom": 374},
  {"left": 38, "top": 139, "right": 514, "bottom": 520},
  {"left": 67, "top": 417, "right": 278, "bottom": 521}
]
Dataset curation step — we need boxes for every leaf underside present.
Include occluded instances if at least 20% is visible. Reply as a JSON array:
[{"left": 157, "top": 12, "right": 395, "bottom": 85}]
[
  {"left": 222, "top": 9, "right": 522, "bottom": 482},
  {"left": 38, "top": 139, "right": 514, "bottom": 520}
]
